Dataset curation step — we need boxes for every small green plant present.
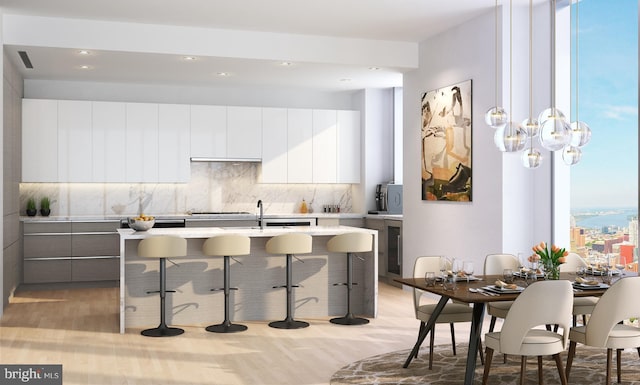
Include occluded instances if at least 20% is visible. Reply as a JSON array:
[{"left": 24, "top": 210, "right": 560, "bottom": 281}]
[
  {"left": 40, "top": 197, "right": 50, "bottom": 211},
  {"left": 27, "top": 197, "right": 36, "bottom": 211}
]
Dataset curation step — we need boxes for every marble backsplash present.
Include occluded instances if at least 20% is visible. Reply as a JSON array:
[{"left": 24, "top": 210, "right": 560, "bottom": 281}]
[{"left": 19, "top": 163, "right": 354, "bottom": 217}]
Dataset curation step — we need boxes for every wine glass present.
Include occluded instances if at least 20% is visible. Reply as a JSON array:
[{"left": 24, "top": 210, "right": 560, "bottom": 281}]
[
  {"left": 463, "top": 261, "right": 474, "bottom": 283},
  {"left": 450, "top": 258, "right": 461, "bottom": 289}
]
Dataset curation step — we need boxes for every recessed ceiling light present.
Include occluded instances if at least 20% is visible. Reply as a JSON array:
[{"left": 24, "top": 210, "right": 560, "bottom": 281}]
[
  {"left": 78, "top": 50, "right": 91, "bottom": 55},
  {"left": 280, "top": 61, "right": 293, "bottom": 66},
  {"left": 340, "top": 78, "right": 352, "bottom": 82},
  {"left": 217, "top": 72, "right": 230, "bottom": 77},
  {"left": 368, "top": 67, "right": 380, "bottom": 71},
  {"left": 183, "top": 56, "right": 197, "bottom": 61},
  {"left": 79, "top": 65, "right": 93, "bottom": 70}
]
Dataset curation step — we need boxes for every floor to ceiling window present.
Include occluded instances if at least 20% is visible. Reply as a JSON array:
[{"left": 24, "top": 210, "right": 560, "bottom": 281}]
[{"left": 568, "top": 0, "right": 639, "bottom": 270}]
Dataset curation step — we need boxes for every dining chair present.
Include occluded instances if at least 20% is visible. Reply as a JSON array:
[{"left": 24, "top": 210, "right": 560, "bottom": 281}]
[
  {"left": 559, "top": 252, "right": 598, "bottom": 326},
  {"left": 483, "top": 253, "right": 520, "bottom": 332},
  {"left": 565, "top": 276, "right": 640, "bottom": 385},
  {"left": 482, "top": 280, "right": 573, "bottom": 385},
  {"left": 412, "top": 256, "right": 477, "bottom": 369}
]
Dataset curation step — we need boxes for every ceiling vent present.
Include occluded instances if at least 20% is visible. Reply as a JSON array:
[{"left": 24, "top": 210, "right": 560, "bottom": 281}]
[{"left": 18, "top": 51, "right": 33, "bottom": 69}]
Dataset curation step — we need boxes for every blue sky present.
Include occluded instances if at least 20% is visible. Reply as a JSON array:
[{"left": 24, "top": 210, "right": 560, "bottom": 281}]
[{"left": 569, "top": 0, "right": 638, "bottom": 209}]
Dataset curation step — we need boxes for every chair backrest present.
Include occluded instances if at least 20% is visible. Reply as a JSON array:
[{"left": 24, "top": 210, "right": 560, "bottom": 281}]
[
  {"left": 412, "top": 256, "right": 444, "bottom": 316},
  {"left": 559, "top": 252, "right": 588, "bottom": 272},
  {"left": 327, "top": 232, "right": 372, "bottom": 253},
  {"left": 265, "top": 233, "right": 312, "bottom": 255},
  {"left": 138, "top": 236, "right": 187, "bottom": 259},
  {"left": 499, "top": 280, "right": 573, "bottom": 354},
  {"left": 203, "top": 234, "right": 251, "bottom": 257},
  {"left": 483, "top": 253, "right": 519, "bottom": 275},
  {"left": 584, "top": 276, "right": 640, "bottom": 347}
]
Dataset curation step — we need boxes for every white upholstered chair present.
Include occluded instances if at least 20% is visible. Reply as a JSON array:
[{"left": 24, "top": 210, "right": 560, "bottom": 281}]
[
  {"left": 483, "top": 253, "right": 520, "bottom": 332},
  {"left": 412, "top": 256, "right": 476, "bottom": 369},
  {"left": 560, "top": 252, "right": 598, "bottom": 326},
  {"left": 482, "top": 280, "right": 573, "bottom": 385},
  {"left": 566, "top": 276, "right": 640, "bottom": 385}
]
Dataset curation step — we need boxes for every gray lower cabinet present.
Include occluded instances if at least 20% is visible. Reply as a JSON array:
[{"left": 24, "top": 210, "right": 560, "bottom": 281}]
[{"left": 23, "top": 220, "right": 120, "bottom": 284}]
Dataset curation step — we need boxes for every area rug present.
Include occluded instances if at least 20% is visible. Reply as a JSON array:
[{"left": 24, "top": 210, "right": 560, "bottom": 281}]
[{"left": 331, "top": 345, "right": 640, "bottom": 384}]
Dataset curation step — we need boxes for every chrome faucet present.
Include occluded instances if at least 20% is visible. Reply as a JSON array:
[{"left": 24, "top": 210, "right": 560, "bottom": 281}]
[{"left": 257, "top": 200, "right": 264, "bottom": 229}]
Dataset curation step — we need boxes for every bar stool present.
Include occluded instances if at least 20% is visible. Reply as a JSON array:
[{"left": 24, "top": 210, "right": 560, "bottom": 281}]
[
  {"left": 327, "top": 232, "right": 372, "bottom": 325},
  {"left": 202, "top": 234, "right": 250, "bottom": 333},
  {"left": 266, "top": 233, "right": 312, "bottom": 329},
  {"left": 138, "top": 235, "right": 187, "bottom": 337}
]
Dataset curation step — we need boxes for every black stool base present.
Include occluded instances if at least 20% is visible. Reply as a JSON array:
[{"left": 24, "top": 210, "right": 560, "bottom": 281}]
[
  {"left": 205, "top": 323, "right": 248, "bottom": 333},
  {"left": 268, "top": 319, "right": 309, "bottom": 329},
  {"left": 330, "top": 316, "right": 369, "bottom": 325},
  {"left": 141, "top": 326, "right": 184, "bottom": 337}
]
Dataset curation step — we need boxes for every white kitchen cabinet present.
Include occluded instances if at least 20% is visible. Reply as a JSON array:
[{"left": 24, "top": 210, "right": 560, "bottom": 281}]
[
  {"left": 22, "top": 99, "right": 58, "bottom": 182},
  {"left": 93, "top": 101, "right": 126, "bottom": 182},
  {"left": 58, "top": 100, "right": 93, "bottom": 182},
  {"left": 190, "top": 104, "right": 226, "bottom": 158},
  {"left": 158, "top": 104, "right": 190, "bottom": 182},
  {"left": 227, "top": 106, "right": 262, "bottom": 159},
  {"left": 261, "top": 107, "right": 288, "bottom": 183},
  {"left": 125, "top": 103, "right": 158, "bottom": 182},
  {"left": 337, "top": 110, "right": 361, "bottom": 183},
  {"left": 312, "top": 109, "right": 337, "bottom": 183},
  {"left": 287, "top": 108, "right": 313, "bottom": 183}
]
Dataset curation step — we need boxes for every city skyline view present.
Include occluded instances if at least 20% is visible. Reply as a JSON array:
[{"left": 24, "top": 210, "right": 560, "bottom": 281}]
[{"left": 569, "top": 0, "right": 638, "bottom": 210}]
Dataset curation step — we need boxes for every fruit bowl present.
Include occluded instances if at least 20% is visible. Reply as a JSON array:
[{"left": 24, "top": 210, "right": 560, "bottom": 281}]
[{"left": 128, "top": 215, "right": 155, "bottom": 231}]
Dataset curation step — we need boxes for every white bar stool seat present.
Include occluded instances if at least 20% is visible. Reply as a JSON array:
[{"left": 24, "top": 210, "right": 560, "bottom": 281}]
[
  {"left": 202, "top": 234, "right": 251, "bottom": 333},
  {"left": 138, "top": 235, "right": 187, "bottom": 337},
  {"left": 327, "top": 232, "right": 372, "bottom": 325},
  {"left": 266, "top": 233, "right": 312, "bottom": 329}
]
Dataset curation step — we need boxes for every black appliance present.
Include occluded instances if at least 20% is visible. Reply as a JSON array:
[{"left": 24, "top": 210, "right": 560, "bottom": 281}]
[{"left": 370, "top": 183, "right": 403, "bottom": 214}]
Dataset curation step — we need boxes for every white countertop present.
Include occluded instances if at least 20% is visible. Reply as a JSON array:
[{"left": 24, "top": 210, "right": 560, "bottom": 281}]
[
  {"left": 118, "top": 225, "right": 377, "bottom": 239},
  {"left": 21, "top": 212, "right": 367, "bottom": 222}
]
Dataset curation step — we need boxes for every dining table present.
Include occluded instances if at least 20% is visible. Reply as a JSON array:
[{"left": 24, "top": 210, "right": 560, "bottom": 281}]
[{"left": 394, "top": 272, "right": 628, "bottom": 385}]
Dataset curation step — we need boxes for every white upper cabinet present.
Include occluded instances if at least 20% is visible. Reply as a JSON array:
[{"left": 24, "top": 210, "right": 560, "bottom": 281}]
[
  {"left": 93, "top": 101, "right": 126, "bottom": 183},
  {"left": 312, "top": 109, "right": 337, "bottom": 183},
  {"left": 287, "top": 109, "right": 313, "bottom": 183},
  {"left": 158, "top": 104, "right": 190, "bottom": 183},
  {"left": 125, "top": 103, "right": 158, "bottom": 183},
  {"left": 261, "top": 108, "right": 288, "bottom": 183},
  {"left": 22, "top": 99, "right": 58, "bottom": 182},
  {"left": 227, "top": 106, "right": 262, "bottom": 159},
  {"left": 337, "top": 110, "right": 361, "bottom": 183},
  {"left": 190, "top": 105, "right": 226, "bottom": 158},
  {"left": 58, "top": 100, "right": 93, "bottom": 182}
]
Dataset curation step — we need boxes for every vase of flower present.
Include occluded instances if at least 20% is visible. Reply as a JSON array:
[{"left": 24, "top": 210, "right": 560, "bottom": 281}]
[{"left": 531, "top": 242, "right": 567, "bottom": 280}]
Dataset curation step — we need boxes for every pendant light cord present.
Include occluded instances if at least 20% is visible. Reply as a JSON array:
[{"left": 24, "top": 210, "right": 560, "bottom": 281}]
[
  {"left": 494, "top": 0, "right": 499, "bottom": 107},
  {"left": 551, "top": 0, "right": 557, "bottom": 107},
  {"left": 575, "top": 0, "right": 580, "bottom": 122},
  {"left": 529, "top": 0, "right": 534, "bottom": 151},
  {"left": 509, "top": 0, "right": 513, "bottom": 135}
]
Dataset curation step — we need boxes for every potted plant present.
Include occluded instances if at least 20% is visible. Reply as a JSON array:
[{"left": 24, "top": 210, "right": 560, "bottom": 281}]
[
  {"left": 40, "top": 197, "right": 51, "bottom": 217},
  {"left": 26, "top": 198, "right": 37, "bottom": 216}
]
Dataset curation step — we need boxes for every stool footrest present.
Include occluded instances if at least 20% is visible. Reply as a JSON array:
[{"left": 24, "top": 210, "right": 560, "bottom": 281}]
[
  {"left": 272, "top": 284, "right": 299, "bottom": 289},
  {"left": 333, "top": 282, "right": 359, "bottom": 286},
  {"left": 146, "top": 289, "right": 177, "bottom": 294}
]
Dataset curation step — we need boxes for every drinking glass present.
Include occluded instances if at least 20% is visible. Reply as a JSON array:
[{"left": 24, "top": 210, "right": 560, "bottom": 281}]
[
  {"left": 576, "top": 266, "right": 586, "bottom": 277},
  {"left": 425, "top": 271, "right": 436, "bottom": 287},
  {"left": 602, "top": 268, "right": 613, "bottom": 285},
  {"left": 463, "top": 261, "right": 474, "bottom": 283},
  {"left": 503, "top": 268, "right": 514, "bottom": 284}
]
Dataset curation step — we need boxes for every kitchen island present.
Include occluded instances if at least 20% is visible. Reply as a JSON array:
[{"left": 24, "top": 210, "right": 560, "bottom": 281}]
[{"left": 118, "top": 226, "right": 377, "bottom": 333}]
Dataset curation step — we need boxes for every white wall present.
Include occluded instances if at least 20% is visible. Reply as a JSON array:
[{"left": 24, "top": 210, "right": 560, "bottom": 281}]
[{"left": 402, "top": 4, "right": 555, "bottom": 277}]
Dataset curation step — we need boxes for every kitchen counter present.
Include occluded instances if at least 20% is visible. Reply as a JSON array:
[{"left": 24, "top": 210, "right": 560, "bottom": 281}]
[
  {"left": 118, "top": 225, "right": 378, "bottom": 333},
  {"left": 20, "top": 212, "right": 365, "bottom": 222}
]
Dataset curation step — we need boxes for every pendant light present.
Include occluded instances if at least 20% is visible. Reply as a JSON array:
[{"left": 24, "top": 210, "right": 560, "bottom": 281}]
[
  {"left": 485, "top": 0, "right": 509, "bottom": 129},
  {"left": 495, "top": 0, "right": 527, "bottom": 153},
  {"left": 521, "top": 0, "right": 541, "bottom": 168},
  {"left": 564, "top": 0, "right": 591, "bottom": 164},
  {"left": 538, "top": 0, "right": 571, "bottom": 151}
]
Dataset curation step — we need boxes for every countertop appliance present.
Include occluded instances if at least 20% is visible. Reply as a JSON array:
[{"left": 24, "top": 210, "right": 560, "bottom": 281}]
[
  {"left": 120, "top": 218, "right": 186, "bottom": 228},
  {"left": 370, "top": 183, "right": 403, "bottom": 215}
]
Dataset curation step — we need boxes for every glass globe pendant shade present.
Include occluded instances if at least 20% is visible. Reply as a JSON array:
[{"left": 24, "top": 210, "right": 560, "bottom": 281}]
[
  {"left": 539, "top": 115, "right": 571, "bottom": 151},
  {"left": 494, "top": 122, "right": 527, "bottom": 152},
  {"left": 538, "top": 107, "right": 566, "bottom": 125},
  {"left": 521, "top": 148, "right": 542, "bottom": 168},
  {"left": 562, "top": 145, "right": 582, "bottom": 165},
  {"left": 484, "top": 106, "right": 508, "bottom": 129},
  {"left": 569, "top": 121, "right": 592, "bottom": 147},
  {"left": 520, "top": 118, "right": 540, "bottom": 138}
]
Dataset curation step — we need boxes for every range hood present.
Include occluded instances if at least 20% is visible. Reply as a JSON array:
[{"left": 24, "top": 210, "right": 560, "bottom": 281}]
[{"left": 190, "top": 157, "right": 261, "bottom": 163}]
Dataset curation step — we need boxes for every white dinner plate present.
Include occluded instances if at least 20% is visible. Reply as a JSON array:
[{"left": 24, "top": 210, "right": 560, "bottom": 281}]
[
  {"left": 482, "top": 285, "right": 525, "bottom": 294},
  {"left": 573, "top": 282, "right": 609, "bottom": 290}
]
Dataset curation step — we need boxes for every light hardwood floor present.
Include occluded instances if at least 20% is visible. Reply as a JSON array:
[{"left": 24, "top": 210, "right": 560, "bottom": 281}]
[{"left": 0, "top": 281, "right": 476, "bottom": 385}]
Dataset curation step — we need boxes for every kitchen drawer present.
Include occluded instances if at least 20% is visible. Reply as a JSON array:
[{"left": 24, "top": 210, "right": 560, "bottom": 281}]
[
  {"left": 24, "top": 221, "right": 71, "bottom": 234},
  {"left": 72, "top": 257, "right": 119, "bottom": 282},
  {"left": 24, "top": 259, "right": 72, "bottom": 283},
  {"left": 71, "top": 221, "right": 119, "bottom": 233},
  {"left": 72, "top": 233, "right": 120, "bottom": 257},
  {"left": 24, "top": 234, "right": 72, "bottom": 258}
]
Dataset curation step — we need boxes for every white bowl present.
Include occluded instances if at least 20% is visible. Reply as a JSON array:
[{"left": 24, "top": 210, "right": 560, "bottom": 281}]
[{"left": 128, "top": 217, "right": 155, "bottom": 231}]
